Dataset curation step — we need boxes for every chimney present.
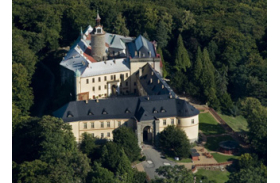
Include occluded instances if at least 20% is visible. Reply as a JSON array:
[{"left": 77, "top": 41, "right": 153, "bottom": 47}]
[
  {"left": 85, "top": 100, "right": 88, "bottom": 103},
  {"left": 96, "top": 99, "right": 99, "bottom": 103},
  {"left": 139, "top": 51, "right": 141, "bottom": 58},
  {"left": 139, "top": 67, "right": 142, "bottom": 77},
  {"left": 169, "top": 95, "right": 172, "bottom": 99}
]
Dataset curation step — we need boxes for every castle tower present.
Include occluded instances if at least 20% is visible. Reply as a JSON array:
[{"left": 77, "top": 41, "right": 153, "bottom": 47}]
[{"left": 91, "top": 11, "right": 106, "bottom": 61}]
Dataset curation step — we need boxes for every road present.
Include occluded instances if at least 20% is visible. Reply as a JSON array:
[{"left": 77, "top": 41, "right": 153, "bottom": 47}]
[{"left": 141, "top": 145, "right": 176, "bottom": 179}]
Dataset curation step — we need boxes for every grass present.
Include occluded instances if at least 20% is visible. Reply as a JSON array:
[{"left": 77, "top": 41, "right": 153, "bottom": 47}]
[
  {"left": 211, "top": 153, "right": 239, "bottom": 163},
  {"left": 205, "top": 135, "right": 235, "bottom": 151},
  {"left": 218, "top": 113, "right": 248, "bottom": 132},
  {"left": 195, "top": 169, "right": 230, "bottom": 183},
  {"left": 199, "top": 113, "right": 226, "bottom": 135}
]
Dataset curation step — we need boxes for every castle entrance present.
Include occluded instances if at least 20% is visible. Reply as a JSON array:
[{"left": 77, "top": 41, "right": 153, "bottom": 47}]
[
  {"left": 143, "top": 126, "right": 152, "bottom": 143},
  {"left": 111, "top": 85, "right": 117, "bottom": 95}
]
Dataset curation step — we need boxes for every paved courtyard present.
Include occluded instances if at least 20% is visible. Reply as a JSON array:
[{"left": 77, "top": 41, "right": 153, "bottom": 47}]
[{"left": 141, "top": 144, "right": 176, "bottom": 179}]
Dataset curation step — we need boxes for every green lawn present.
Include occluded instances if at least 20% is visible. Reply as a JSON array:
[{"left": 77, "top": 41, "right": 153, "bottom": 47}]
[
  {"left": 218, "top": 113, "right": 248, "bottom": 132},
  {"left": 199, "top": 113, "right": 226, "bottom": 135},
  {"left": 195, "top": 169, "right": 230, "bottom": 183},
  {"left": 211, "top": 153, "right": 239, "bottom": 163},
  {"left": 205, "top": 135, "right": 235, "bottom": 151}
]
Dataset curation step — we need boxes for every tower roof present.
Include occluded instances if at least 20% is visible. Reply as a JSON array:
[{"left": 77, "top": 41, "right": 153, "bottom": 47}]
[{"left": 96, "top": 10, "right": 101, "bottom": 20}]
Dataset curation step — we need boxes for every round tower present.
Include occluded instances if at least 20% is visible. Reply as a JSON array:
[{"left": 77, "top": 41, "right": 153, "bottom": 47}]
[{"left": 91, "top": 11, "right": 106, "bottom": 61}]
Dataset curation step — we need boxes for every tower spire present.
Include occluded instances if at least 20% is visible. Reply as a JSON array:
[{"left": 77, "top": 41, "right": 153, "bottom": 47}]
[{"left": 96, "top": 9, "right": 101, "bottom": 26}]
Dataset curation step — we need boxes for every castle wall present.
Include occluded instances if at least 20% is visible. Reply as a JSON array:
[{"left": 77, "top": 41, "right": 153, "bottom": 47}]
[
  {"left": 76, "top": 71, "right": 131, "bottom": 100},
  {"left": 68, "top": 118, "right": 135, "bottom": 142},
  {"left": 177, "top": 115, "right": 199, "bottom": 143}
]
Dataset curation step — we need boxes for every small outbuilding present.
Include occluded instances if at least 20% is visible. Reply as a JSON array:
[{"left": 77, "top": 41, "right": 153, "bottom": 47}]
[
  {"left": 219, "top": 141, "right": 239, "bottom": 154},
  {"left": 191, "top": 149, "right": 200, "bottom": 161}
]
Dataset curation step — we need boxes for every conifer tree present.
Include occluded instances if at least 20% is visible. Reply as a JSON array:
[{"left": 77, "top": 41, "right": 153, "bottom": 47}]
[
  {"left": 112, "top": 13, "right": 130, "bottom": 36},
  {"left": 157, "top": 47, "right": 168, "bottom": 78},
  {"left": 174, "top": 34, "right": 191, "bottom": 72},
  {"left": 155, "top": 20, "right": 169, "bottom": 48},
  {"left": 143, "top": 31, "right": 150, "bottom": 41},
  {"left": 193, "top": 46, "right": 203, "bottom": 81}
]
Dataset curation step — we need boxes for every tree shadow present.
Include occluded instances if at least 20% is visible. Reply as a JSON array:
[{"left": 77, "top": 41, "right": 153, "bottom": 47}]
[{"left": 199, "top": 123, "right": 226, "bottom": 136}]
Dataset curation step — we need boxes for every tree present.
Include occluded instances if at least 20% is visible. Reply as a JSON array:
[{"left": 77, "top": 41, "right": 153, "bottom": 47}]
[
  {"left": 193, "top": 46, "right": 203, "bottom": 81},
  {"left": 12, "top": 63, "right": 34, "bottom": 116},
  {"left": 80, "top": 133, "right": 96, "bottom": 160},
  {"left": 157, "top": 47, "right": 168, "bottom": 78},
  {"left": 174, "top": 34, "right": 191, "bottom": 72},
  {"left": 15, "top": 160, "right": 50, "bottom": 183},
  {"left": 12, "top": 116, "right": 91, "bottom": 182},
  {"left": 159, "top": 125, "right": 190, "bottom": 158},
  {"left": 112, "top": 13, "right": 130, "bottom": 36},
  {"left": 143, "top": 31, "right": 150, "bottom": 40},
  {"left": 133, "top": 169, "right": 147, "bottom": 183},
  {"left": 113, "top": 126, "right": 141, "bottom": 162},
  {"left": 155, "top": 20, "right": 169, "bottom": 48},
  {"left": 178, "top": 10, "right": 196, "bottom": 32},
  {"left": 89, "top": 162, "right": 116, "bottom": 183},
  {"left": 152, "top": 165, "right": 193, "bottom": 183}
]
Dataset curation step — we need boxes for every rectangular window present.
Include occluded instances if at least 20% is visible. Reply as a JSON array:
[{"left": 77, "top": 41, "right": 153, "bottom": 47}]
[
  {"left": 99, "top": 86, "right": 101, "bottom": 90},
  {"left": 111, "top": 75, "right": 114, "bottom": 80},
  {"left": 171, "top": 119, "right": 174, "bottom": 125},
  {"left": 126, "top": 73, "right": 128, "bottom": 78},
  {"left": 92, "top": 87, "right": 95, "bottom": 91},
  {"left": 118, "top": 121, "right": 121, "bottom": 127},
  {"left": 91, "top": 122, "right": 94, "bottom": 128},
  {"left": 107, "top": 132, "right": 110, "bottom": 137},
  {"left": 107, "top": 121, "right": 110, "bottom": 127},
  {"left": 163, "top": 120, "right": 166, "bottom": 125},
  {"left": 84, "top": 123, "right": 87, "bottom": 129},
  {"left": 178, "top": 119, "right": 181, "bottom": 125},
  {"left": 92, "top": 78, "right": 95, "bottom": 83},
  {"left": 101, "top": 133, "right": 104, "bottom": 138},
  {"left": 86, "top": 79, "right": 89, "bottom": 84},
  {"left": 98, "top": 77, "right": 101, "bottom": 82},
  {"left": 104, "top": 85, "right": 107, "bottom": 89},
  {"left": 101, "top": 122, "right": 104, "bottom": 128},
  {"left": 191, "top": 119, "right": 194, "bottom": 124},
  {"left": 114, "top": 75, "right": 116, "bottom": 80},
  {"left": 104, "top": 76, "right": 107, "bottom": 81}
]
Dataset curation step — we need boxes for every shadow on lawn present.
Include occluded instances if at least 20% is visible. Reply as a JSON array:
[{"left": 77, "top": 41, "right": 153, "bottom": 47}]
[{"left": 199, "top": 123, "right": 226, "bottom": 135}]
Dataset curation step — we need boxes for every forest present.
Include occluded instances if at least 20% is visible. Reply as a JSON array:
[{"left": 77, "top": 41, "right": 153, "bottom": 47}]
[{"left": 12, "top": 0, "right": 267, "bottom": 182}]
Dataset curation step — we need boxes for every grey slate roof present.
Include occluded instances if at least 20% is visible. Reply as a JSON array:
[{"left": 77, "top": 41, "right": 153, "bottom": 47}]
[
  {"left": 53, "top": 95, "right": 199, "bottom": 123},
  {"left": 127, "top": 35, "right": 156, "bottom": 58},
  {"left": 138, "top": 63, "right": 177, "bottom": 98}
]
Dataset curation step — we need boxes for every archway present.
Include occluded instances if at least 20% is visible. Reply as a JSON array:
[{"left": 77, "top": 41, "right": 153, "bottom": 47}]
[
  {"left": 111, "top": 85, "right": 117, "bottom": 95},
  {"left": 143, "top": 126, "right": 152, "bottom": 144}
]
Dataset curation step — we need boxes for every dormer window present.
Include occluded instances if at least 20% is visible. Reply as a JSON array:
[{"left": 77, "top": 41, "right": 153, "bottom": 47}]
[
  {"left": 160, "top": 107, "right": 166, "bottom": 113},
  {"left": 153, "top": 108, "right": 158, "bottom": 113},
  {"left": 102, "top": 109, "right": 108, "bottom": 115},
  {"left": 88, "top": 110, "right": 93, "bottom": 115},
  {"left": 67, "top": 111, "right": 73, "bottom": 118},
  {"left": 125, "top": 108, "right": 131, "bottom": 113}
]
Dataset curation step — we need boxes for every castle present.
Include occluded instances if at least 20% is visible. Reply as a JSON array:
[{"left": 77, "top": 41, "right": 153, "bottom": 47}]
[{"left": 54, "top": 13, "right": 199, "bottom": 146}]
